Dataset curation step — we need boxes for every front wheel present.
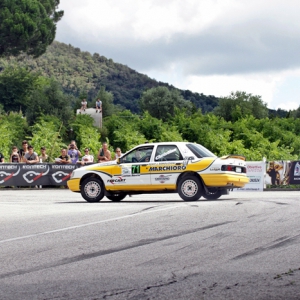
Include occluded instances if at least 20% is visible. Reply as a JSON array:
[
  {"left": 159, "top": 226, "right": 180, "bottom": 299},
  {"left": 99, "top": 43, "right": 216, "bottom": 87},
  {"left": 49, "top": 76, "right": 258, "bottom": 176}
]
[
  {"left": 178, "top": 175, "right": 202, "bottom": 201},
  {"left": 106, "top": 193, "right": 127, "bottom": 202},
  {"left": 81, "top": 177, "right": 104, "bottom": 202}
]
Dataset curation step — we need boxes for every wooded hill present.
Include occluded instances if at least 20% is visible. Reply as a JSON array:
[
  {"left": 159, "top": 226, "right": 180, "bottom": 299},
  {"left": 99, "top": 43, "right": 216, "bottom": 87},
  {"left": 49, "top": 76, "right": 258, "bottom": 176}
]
[{"left": 0, "top": 41, "right": 219, "bottom": 113}]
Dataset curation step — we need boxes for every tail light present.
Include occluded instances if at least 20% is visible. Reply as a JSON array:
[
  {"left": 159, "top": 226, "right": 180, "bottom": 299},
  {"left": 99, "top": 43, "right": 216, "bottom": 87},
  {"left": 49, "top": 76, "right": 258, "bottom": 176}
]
[{"left": 221, "top": 165, "right": 247, "bottom": 173}]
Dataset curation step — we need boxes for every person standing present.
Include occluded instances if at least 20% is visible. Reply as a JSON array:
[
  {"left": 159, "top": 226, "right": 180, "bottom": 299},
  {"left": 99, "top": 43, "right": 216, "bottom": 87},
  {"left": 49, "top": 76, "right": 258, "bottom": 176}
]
[
  {"left": 10, "top": 146, "right": 20, "bottom": 163},
  {"left": 68, "top": 141, "right": 81, "bottom": 164},
  {"left": 98, "top": 142, "right": 111, "bottom": 162},
  {"left": 19, "top": 140, "right": 28, "bottom": 162},
  {"left": 39, "top": 146, "right": 49, "bottom": 162},
  {"left": 24, "top": 145, "right": 39, "bottom": 164},
  {"left": 95, "top": 98, "right": 102, "bottom": 113}
]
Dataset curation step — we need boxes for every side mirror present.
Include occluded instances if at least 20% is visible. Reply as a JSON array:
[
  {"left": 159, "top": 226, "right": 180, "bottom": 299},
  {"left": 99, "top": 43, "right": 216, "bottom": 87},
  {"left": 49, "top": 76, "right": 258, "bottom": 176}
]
[{"left": 117, "top": 157, "right": 121, "bottom": 164}]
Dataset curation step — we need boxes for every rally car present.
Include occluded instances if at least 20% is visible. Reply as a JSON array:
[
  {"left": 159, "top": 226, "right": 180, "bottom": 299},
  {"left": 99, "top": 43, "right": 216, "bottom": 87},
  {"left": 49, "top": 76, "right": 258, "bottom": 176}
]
[{"left": 67, "top": 142, "right": 249, "bottom": 202}]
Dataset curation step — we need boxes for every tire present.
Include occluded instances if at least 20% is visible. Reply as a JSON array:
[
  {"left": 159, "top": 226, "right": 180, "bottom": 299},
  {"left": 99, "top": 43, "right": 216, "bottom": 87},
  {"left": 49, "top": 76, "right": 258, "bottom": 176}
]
[
  {"left": 80, "top": 177, "right": 104, "bottom": 202},
  {"left": 203, "top": 188, "right": 222, "bottom": 200},
  {"left": 106, "top": 193, "right": 127, "bottom": 202},
  {"left": 178, "top": 175, "right": 202, "bottom": 201}
]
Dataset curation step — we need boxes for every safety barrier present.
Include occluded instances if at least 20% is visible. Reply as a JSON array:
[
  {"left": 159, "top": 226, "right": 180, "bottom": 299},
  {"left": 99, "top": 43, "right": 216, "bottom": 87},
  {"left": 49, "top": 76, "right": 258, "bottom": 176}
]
[
  {"left": 0, "top": 160, "right": 299, "bottom": 188},
  {"left": 0, "top": 163, "right": 94, "bottom": 186}
]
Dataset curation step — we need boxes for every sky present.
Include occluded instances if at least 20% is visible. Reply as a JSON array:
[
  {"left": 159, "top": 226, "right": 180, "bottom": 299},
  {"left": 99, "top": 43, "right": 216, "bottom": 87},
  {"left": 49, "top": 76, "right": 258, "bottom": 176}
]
[{"left": 56, "top": 0, "right": 300, "bottom": 111}]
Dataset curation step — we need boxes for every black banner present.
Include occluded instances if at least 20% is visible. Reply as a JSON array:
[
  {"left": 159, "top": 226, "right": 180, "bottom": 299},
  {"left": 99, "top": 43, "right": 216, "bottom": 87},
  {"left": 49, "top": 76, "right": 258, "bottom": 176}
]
[
  {"left": 0, "top": 163, "right": 94, "bottom": 186},
  {"left": 286, "top": 161, "right": 300, "bottom": 185}
]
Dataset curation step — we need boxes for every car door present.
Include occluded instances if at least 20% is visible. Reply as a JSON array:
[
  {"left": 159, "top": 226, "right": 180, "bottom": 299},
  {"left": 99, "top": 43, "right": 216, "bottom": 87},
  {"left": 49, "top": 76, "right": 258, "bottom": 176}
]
[
  {"left": 150, "top": 144, "right": 184, "bottom": 190},
  {"left": 108, "top": 146, "right": 154, "bottom": 191}
]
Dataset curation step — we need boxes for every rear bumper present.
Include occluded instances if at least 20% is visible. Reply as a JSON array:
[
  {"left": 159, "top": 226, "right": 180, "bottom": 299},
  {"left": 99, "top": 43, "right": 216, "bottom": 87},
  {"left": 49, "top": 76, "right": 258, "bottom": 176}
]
[{"left": 201, "top": 173, "right": 249, "bottom": 188}]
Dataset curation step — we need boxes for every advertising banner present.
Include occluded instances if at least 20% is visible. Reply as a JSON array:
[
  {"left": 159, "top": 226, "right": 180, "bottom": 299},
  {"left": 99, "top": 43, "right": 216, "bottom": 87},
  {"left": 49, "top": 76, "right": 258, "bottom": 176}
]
[
  {"left": 265, "top": 160, "right": 290, "bottom": 185},
  {"left": 0, "top": 163, "right": 85, "bottom": 186},
  {"left": 234, "top": 161, "right": 265, "bottom": 191},
  {"left": 283, "top": 161, "right": 300, "bottom": 185}
]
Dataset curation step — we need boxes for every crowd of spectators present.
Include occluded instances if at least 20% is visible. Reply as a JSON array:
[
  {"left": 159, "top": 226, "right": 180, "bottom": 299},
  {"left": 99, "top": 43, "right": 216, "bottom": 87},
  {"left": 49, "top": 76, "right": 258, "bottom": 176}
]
[{"left": 0, "top": 140, "right": 122, "bottom": 165}]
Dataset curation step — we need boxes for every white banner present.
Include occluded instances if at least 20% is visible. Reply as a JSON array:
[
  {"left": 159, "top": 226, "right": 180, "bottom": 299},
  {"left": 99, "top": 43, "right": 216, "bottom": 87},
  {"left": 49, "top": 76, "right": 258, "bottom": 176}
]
[{"left": 234, "top": 161, "right": 266, "bottom": 192}]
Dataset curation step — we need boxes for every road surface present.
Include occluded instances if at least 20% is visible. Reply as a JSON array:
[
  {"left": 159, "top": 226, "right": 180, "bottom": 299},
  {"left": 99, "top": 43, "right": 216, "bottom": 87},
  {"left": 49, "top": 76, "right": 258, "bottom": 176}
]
[{"left": 0, "top": 190, "right": 299, "bottom": 299}]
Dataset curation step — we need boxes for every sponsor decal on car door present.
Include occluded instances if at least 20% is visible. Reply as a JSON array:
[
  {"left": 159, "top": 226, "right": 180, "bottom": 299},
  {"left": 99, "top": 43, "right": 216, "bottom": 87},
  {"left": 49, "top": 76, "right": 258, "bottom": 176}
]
[
  {"left": 108, "top": 163, "right": 151, "bottom": 191},
  {"left": 149, "top": 145, "right": 184, "bottom": 190}
]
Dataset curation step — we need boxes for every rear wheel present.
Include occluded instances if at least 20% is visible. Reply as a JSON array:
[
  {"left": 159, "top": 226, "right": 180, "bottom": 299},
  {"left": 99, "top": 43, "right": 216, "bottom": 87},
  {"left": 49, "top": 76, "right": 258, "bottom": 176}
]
[
  {"left": 178, "top": 175, "right": 202, "bottom": 201},
  {"left": 106, "top": 193, "right": 127, "bottom": 202},
  {"left": 81, "top": 177, "right": 104, "bottom": 202},
  {"left": 203, "top": 188, "right": 222, "bottom": 200}
]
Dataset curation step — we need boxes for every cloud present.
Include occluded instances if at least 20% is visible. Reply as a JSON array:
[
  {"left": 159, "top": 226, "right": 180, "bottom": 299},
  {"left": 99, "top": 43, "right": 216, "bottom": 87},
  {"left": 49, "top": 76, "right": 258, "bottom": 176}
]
[{"left": 56, "top": 0, "right": 300, "bottom": 110}]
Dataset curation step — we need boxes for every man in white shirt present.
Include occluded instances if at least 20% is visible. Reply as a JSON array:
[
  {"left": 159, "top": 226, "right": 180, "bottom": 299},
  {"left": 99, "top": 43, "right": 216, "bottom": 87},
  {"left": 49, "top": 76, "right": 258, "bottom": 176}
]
[{"left": 80, "top": 148, "right": 94, "bottom": 165}]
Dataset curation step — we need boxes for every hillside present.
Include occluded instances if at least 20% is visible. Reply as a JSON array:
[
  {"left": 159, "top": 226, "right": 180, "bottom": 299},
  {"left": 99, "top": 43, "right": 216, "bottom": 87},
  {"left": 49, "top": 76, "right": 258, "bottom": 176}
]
[{"left": 0, "top": 41, "right": 219, "bottom": 113}]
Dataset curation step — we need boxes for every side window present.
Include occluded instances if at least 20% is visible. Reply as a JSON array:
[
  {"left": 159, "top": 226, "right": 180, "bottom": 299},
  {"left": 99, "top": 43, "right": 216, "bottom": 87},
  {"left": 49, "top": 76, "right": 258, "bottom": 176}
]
[
  {"left": 120, "top": 146, "right": 153, "bottom": 164},
  {"left": 154, "top": 145, "right": 183, "bottom": 161}
]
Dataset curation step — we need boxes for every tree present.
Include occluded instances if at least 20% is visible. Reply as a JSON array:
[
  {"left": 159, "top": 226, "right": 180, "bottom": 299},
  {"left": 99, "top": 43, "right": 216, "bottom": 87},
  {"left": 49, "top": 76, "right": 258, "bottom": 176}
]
[
  {"left": 29, "top": 116, "right": 66, "bottom": 161},
  {"left": 139, "top": 86, "right": 193, "bottom": 121},
  {"left": 26, "top": 78, "right": 74, "bottom": 125},
  {"left": 0, "top": 111, "right": 28, "bottom": 158},
  {"left": 0, "top": 0, "right": 63, "bottom": 58},
  {"left": 70, "top": 114, "right": 102, "bottom": 157},
  {"left": 0, "top": 66, "right": 40, "bottom": 112},
  {"left": 213, "top": 91, "right": 269, "bottom": 121}
]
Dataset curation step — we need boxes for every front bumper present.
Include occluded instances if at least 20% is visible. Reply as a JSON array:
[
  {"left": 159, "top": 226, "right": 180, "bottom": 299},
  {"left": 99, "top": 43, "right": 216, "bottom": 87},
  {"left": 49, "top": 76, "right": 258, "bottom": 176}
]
[{"left": 67, "top": 178, "right": 81, "bottom": 192}]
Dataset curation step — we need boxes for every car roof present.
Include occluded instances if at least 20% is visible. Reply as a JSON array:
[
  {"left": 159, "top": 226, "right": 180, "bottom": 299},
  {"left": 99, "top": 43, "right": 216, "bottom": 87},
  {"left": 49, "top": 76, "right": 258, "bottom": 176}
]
[{"left": 137, "top": 142, "right": 188, "bottom": 147}]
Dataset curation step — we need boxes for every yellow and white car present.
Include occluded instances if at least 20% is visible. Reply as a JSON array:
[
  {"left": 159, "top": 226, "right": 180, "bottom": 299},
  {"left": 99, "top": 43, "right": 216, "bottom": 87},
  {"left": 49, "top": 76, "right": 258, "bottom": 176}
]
[{"left": 67, "top": 142, "right": 249, "bottom": 202}]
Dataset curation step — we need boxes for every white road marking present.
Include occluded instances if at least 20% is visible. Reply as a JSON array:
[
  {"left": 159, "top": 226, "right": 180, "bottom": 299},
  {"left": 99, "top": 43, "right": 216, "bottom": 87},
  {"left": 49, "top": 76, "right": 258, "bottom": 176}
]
[{"left": 0, "top": 204, "right": 187, "bottom": 244}]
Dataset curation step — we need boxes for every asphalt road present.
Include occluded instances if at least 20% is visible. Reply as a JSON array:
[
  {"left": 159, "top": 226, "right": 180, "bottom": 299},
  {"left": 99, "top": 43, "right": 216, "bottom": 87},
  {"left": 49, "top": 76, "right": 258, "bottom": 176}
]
[{"left": 0, "top": 189, "right": 300, "bottom": 300}]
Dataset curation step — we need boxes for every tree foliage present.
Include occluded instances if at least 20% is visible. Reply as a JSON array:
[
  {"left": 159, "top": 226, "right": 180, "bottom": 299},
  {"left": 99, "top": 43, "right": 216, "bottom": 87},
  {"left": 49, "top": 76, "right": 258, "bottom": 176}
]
[
  {"left": 28, "top": 116, "right": 65, "bottom": 161},
  {"left": 70, "top": 114, "right": 102, "bottom": 157},
  {"left": 0, "top": 66, "right": 40, "bottom": 112},
  {"left": 139, "top": 86, "right": 193, "bottom": 121},
  {"left": 0, "top": 0, "right": 63, "bottom": 58},
  {"left": 0, "top": 112, "right": 27, "bottom": 158},
  {"left": 213, "top": 91, "right": 269, "bottom": 121},
  {"left": 26, "top": 78, "right": 74, "bottom": 125}
]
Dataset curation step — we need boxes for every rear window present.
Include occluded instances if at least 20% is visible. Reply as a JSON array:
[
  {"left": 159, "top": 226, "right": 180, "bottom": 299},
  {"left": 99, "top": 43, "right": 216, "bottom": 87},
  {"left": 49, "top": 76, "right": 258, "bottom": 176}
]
[{"left": 186, "top": 143, "right": 216, "bottom": 158}]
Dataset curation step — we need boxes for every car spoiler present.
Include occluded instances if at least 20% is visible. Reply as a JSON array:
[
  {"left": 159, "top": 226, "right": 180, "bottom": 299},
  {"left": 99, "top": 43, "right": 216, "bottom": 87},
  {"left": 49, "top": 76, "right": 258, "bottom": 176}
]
[{"left": 220, "top": 154, "right": 246, "bottom": 161}]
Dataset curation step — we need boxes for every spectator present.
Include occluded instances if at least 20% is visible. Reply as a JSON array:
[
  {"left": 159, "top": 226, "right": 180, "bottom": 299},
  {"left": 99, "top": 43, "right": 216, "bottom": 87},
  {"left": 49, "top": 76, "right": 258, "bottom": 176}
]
[
  {"left": 24, "top": 145, "right": 39, "bottom": 164},
  {"left": 19, "top": 140, "right": 28, "bottom": 162},
  {"left": 68, "top": 140, "right": 75, "bottom": 149},
  {"left": 98, "top": 142, "right": 111, "bottom": 162},
  {"left": 80, "top": 98, "right": 87, "bottom": 113},
  {"left": 80, "top": 148, "right": 94, "bottom": 165},
  {"left": 95, "top": 98, "right": 102, "bottom": 113},
  {"left": 10, "top": 146, "right": 20, "bottom": 163},
  {"left": 39, "top": 146, "right": 49, "bottom": 162},
  {"left": 56, "top": 149, "right": 71, "bottom": 164},
  {"left": 0, "top": 150, "right": 4, "bottom": 162},
  {"left": 68, "top": 141, "right": 81, "bottom": 164},
  {"left": 114, "top": 147, "right": 122, "bottom": 160}
]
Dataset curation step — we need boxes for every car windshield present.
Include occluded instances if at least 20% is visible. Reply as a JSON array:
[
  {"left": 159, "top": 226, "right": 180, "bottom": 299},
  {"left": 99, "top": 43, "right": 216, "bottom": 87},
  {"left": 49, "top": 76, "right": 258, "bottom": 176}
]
[{"left": 186, "top": 143, "right": 216, "bottom": 158}]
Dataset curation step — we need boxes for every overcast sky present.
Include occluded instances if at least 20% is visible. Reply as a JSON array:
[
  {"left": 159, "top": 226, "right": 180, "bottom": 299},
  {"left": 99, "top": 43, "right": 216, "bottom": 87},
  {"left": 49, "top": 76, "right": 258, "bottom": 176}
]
[{"left": 56, "top": 0, "right": 300, "bottom": 111}]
